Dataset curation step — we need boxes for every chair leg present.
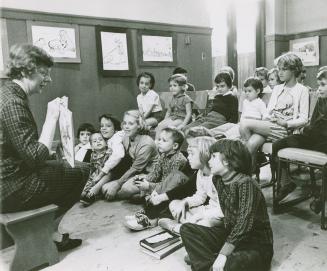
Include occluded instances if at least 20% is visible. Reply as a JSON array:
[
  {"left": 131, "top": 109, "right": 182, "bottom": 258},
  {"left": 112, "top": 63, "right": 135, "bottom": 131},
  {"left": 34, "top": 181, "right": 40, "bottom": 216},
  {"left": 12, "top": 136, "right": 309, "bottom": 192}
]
[
  {"left": 321, "top": 165, "right": 327, "bottom": 230},
  {"left": 273, "top": 158, "right": 282, "bottom": 213},
  {"left": 309, "top": 167, "right": 317, "bottom": 198}
]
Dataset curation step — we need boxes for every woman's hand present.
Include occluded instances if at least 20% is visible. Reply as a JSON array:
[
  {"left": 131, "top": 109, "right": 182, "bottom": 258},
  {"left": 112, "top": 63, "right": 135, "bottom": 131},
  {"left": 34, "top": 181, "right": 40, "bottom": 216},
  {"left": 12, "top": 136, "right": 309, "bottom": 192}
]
[
  {"left": 212, "top": 254, "right": 227, "bottom": 271},
  {"left": 46, "top": 98, "right": 61, "bottom": 121}
]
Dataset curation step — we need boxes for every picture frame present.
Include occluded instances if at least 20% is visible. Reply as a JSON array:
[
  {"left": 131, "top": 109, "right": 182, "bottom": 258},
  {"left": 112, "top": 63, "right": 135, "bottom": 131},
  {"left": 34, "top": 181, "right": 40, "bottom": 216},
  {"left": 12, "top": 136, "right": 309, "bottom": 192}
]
[
  {"left": 290, "top": 36, "right": 319, "bottom": 66},
  {"left": 0, "top": 18, "right": 10, "bottom": 78},
  {"left": 27, "top": 20, "right": 81, "bottom": 63},
  {"left": 138, "top": 30, "right": 177, "bottom": 66},
  {"left": 95, "top": 26, "right": 134, "bottom": 77}
]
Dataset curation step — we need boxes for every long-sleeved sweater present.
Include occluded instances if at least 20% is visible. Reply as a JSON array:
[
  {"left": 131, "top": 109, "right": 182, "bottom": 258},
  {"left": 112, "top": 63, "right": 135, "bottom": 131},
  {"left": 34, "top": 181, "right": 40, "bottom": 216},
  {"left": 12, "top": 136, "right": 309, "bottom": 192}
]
[{"left": 211, "top": 93, "right": 239, "bottom": 123}]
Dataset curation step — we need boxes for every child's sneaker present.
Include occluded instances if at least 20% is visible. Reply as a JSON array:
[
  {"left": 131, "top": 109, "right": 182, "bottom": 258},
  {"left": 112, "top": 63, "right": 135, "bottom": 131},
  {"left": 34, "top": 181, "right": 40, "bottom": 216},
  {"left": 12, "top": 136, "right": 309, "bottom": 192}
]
[
  {"left": 124, "top": 209, "right": 145, "bottom": 221},
  {"left": 124, "top": 214, "right": 157, "bottom": 231}
]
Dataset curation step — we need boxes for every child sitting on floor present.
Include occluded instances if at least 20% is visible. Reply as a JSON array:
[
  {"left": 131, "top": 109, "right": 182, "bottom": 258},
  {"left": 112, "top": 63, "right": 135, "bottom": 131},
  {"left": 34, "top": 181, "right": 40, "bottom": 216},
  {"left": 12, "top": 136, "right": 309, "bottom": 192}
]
[
  {"left": 80, "top": 132, "right": 111, "bottom": 206},
  {"left": 211, "top": 77, "right": 267, "bottom": 139},
  {"left": 158, "top": 136, "right": 223, "bottom": 234},
  {"left": 136, "top": 72, "right": 163, "bottom": 128},
  {"left": 180, "top": 139, "right": 273, "bottom": 271},
  {"left": 74, "top": 123, "right": 95, "bottom": 162},
  {"left": 156, "top": 74, "right": 193, "bottom": 133},
  {"left": 124, "top": 127, "right": 188, "bottom": 230}
]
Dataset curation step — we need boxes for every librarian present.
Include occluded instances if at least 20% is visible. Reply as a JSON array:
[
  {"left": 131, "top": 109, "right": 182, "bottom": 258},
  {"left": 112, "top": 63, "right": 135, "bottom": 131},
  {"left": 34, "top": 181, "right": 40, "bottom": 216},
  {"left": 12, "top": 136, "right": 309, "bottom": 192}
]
[{"left": 0, "top": 43, "right": 89, "bottom": 251}]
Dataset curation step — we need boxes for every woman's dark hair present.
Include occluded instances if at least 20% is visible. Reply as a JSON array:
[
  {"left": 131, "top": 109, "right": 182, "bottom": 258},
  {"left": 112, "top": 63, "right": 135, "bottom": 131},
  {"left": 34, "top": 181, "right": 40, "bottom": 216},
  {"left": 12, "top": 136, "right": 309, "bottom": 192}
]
[
  {"left": 6, "top": 43, "right": 54, "bottom": 79},
  {"left": 244, "top": 77, "right": 264, "bottom": 98},
  {"left": 77, "top": 123, "right": 96, "bottom": 137},
  {"left": 209, "top": 139, "right": 252, "bottom": 176},
  {"left": 214, "top": 72, "right": 232, "bottom": 88},
  {"left": 136, "top": 72, "right": 155, "bottom": 89},
  {"left": 99, "top": 114, "right": 121, "bottom": 131}
]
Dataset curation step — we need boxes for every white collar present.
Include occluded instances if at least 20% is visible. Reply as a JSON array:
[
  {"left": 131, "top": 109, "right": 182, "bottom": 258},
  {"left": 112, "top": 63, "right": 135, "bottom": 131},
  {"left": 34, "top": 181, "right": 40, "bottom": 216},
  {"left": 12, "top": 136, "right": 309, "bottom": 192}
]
[{"left": 12, "top": 79, "right": 28, "bottom": 95}]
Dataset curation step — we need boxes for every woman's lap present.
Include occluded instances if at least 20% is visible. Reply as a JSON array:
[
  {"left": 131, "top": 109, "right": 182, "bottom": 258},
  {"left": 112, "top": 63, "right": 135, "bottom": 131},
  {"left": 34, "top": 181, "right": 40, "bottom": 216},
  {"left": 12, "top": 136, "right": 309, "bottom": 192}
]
[{"left": 1, "top": 160, "right": 90, "bottom": 213}]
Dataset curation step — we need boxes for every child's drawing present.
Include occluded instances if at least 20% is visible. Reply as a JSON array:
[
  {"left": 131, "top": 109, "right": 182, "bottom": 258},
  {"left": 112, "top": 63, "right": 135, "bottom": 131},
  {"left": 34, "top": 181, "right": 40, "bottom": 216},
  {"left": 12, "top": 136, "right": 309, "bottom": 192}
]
[
  {"left": 142, "top": 35, "right": 173, "bottom": 62},
  {"left": 100, "top": 32, "right": 129, "bottom": 70},
  {"left": 31, "top": 25, "right": 77, "bottom": 58}
]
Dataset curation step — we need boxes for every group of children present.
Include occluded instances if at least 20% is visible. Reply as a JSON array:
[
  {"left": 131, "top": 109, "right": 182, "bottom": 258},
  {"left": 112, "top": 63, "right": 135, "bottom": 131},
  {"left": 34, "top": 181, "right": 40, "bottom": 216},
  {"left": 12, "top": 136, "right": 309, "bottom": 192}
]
[{"left": 70, "top": 54, "right": 327, "bottom": 271}]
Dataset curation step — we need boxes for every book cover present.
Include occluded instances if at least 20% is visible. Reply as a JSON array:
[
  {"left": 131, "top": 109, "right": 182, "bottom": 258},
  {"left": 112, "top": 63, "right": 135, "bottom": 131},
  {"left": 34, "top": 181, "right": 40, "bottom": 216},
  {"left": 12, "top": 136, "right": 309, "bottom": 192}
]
[
  {"left": 140, "top": 240, "right": 183, "bottom": 260},
  {"left": 140, "top": 230, "right": 180, "bottom": 252}
]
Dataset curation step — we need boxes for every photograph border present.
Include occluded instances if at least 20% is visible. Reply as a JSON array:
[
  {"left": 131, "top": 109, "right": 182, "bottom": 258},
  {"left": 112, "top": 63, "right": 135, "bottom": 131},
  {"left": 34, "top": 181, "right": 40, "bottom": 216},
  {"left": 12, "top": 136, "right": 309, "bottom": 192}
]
[
  {"left": 95, "top": 26, "right": 134, "bottom": 77},
  {"left": 138, "top": 30, "right": 177, "bottom": 67},
  {"left": 26, "top": 20, "right": 81, "bottom": 63},
  {"left": 289, "top": 36, "right": 319, "bottom": 66}
]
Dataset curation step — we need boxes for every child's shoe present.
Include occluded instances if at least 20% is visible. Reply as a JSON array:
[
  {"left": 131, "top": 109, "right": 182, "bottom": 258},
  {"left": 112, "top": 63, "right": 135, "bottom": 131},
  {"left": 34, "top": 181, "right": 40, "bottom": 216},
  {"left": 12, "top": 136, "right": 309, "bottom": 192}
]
[
  {"left": 80, "top": 195, "right": 96, "bottom": 207},
  {"left": 124, "top": 209, "right": 146, "bottom": 220},
  {"left": 124, "top": 214, "right": 157, "bottom": 231},
  {"left": 158, "top": 218, "right": 181, "bottom": 235}
]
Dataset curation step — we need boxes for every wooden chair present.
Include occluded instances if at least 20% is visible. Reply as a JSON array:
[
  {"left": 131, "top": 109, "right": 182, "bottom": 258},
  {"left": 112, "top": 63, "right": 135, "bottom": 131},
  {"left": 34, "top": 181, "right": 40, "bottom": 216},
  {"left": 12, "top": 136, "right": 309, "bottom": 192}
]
[
  {"left": 0, "top": 204, "right": 59, "bottom": 271},
  {"left": 274, "top": 148, "right": 327, "bottom": 230},
  {"left": 257, "top": 91, "right": 319, "bottom": 186}
]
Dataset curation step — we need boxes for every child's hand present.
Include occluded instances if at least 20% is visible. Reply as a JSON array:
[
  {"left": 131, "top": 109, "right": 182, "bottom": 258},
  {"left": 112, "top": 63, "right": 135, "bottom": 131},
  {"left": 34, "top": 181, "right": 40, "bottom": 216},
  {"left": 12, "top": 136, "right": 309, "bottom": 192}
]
[
  {"left": 176, "top": 124, "right": 185, "bottom": 130},
  {"left": 149, "top": 192, "right": 168, "bottom": 205},
  {"left": 172, "top": 200, "right": 189, "bottom": 223},
  {"left": 276, "top": 118, "right": 288, "bottom": 128},
  {"left": 134, "top": 179, "right": 150, "bottom": 191},
  {"left": 88, "top": 184, "right": 101, "bottom": 197}
]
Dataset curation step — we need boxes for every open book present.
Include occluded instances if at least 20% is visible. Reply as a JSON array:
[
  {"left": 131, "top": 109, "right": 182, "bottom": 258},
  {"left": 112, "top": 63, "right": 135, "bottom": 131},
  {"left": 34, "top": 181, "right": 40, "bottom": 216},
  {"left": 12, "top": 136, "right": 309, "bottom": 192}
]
[{"left": 59, "top": 96, "right": 75, "bottom": 168}]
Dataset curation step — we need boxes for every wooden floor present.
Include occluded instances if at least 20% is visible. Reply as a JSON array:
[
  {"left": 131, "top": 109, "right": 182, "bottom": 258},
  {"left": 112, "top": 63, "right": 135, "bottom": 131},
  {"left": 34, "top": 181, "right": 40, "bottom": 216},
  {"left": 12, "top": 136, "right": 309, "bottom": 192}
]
[{"left": 1, "top": 165, "right": 326, "bottom": 271}]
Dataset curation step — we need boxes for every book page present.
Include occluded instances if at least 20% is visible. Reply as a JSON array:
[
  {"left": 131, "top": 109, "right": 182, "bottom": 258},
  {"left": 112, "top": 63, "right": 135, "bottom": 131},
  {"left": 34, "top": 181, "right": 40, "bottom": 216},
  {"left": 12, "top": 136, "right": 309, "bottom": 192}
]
[{"left": 59, "top": 96, "right": 75, "bottom": 167}]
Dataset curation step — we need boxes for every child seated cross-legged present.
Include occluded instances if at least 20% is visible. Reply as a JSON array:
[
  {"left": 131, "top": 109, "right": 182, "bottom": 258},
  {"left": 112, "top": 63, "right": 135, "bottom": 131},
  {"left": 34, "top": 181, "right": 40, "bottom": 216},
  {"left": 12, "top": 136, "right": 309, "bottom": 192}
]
[
  {"left": 74, "top": 123, "right": 95, "bottom": 163},
  {"left": 123, "top": 126, "right": 215, "bottom": 231},
  {"left": 156, "top": 74, "right": 193, "bottom": 134},
  {"left": 180, "top": 139, "right": 274, "bottom": 271},
  {"left": 158, "top": 136, "right": 224, "bottom": 235},
  {"left": 212, "top": 77, "right": 268, "bottom": 139},
  {"left": 272, "top": 69, "right": 327, "bottom": 209},
  {"left": 136, "top": 72, "right": 163, "bottom": 128},
  {"left": 124, "top": 127, "right": 188, "bottom": 230},
  {"left": 101, "top": 110, "right": 158, "bottom": 201},
  {"left": 80, "top": 132, "right": 111, "bottom": 206}
]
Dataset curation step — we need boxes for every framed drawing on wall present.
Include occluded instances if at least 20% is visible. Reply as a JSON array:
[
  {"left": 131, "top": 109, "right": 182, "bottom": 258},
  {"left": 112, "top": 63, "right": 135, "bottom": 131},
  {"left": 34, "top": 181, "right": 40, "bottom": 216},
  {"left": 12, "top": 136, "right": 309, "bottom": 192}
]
[
  {"left": 95, "top": 26, "right": 134, "bottom": 77},
  {"left": 290, "top": 36, "right": 319, "bottom": 66},
  {"left": 138, "top": 30, "right": 177, "bottom": 66},
  {"left": 27, "top": 21, "right": 81, "bottom": 63},
  {"left": 0, "top": 18, "right": 10, "bottom": 78}
]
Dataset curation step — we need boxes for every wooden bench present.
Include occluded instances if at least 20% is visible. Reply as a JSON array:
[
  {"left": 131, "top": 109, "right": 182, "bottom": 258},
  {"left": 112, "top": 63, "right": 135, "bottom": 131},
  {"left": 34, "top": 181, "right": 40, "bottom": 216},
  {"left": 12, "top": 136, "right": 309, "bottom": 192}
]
[{"left": 0, "top": 204, "right": 59, "bottom": 271}]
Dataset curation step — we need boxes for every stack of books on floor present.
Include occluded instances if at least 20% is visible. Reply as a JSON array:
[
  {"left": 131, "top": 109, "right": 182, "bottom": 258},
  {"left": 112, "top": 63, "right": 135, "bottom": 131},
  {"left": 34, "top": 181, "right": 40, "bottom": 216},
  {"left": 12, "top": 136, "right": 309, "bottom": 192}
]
[{"left": 140, "top": 230, "right": 183, "bottom": 259}]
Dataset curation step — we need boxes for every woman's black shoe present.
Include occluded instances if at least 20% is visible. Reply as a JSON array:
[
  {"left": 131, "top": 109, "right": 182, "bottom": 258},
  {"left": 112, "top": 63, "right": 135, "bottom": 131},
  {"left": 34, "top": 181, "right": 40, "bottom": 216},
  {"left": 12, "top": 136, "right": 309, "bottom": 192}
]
[{"left": 54, "top": 234, "right": 82, "bottom": 252}]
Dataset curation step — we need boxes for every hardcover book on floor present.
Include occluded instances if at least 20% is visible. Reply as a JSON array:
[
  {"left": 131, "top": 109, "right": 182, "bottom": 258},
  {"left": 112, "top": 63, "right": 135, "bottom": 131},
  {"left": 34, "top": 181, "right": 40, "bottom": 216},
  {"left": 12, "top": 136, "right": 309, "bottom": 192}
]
[{"left": 140, "top": 230, "right": 180, "bottom": 252}]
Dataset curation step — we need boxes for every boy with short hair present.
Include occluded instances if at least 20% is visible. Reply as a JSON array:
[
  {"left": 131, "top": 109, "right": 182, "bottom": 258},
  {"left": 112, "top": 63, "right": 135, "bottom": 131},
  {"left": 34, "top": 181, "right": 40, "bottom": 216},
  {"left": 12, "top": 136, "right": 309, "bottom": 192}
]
[
  {"left": 273, "top": 69, "right": 327, "bottom": 208},
  {"left": 124, "top": 127, "right": 188, "bottom": 230},
  {"left": 173, "top": 66, "right": 195, "bottom": 91},
  {"left": 74, "top": 123, "right": 95, "bottom": 162},
  {"left": 80, "top": 132, "right": 111, "bottom": 206},
  {"left": 255, "top": 67, "right": 272, "bottom": 94}
]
